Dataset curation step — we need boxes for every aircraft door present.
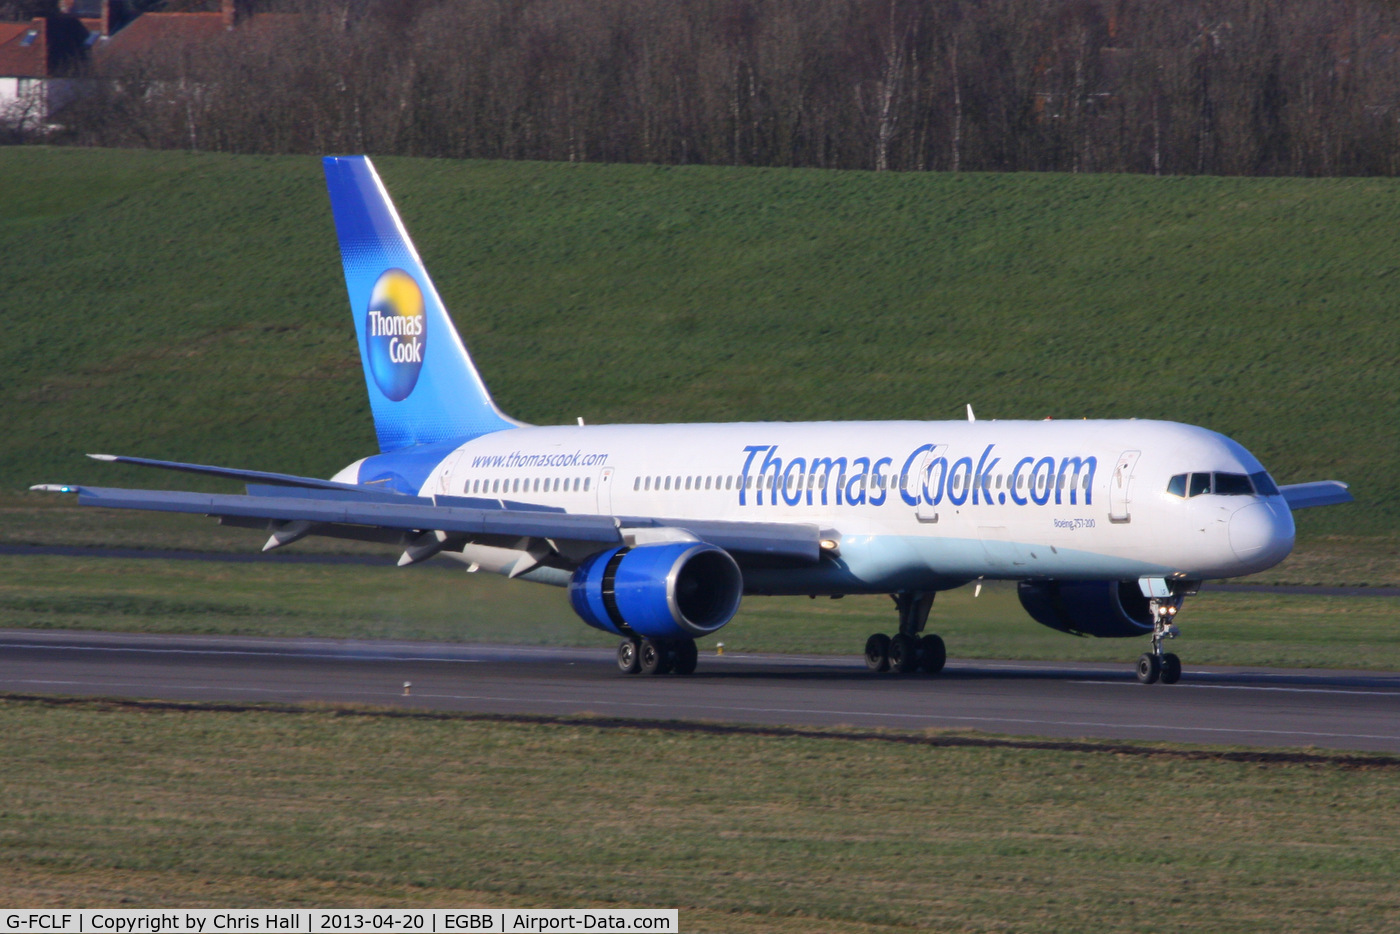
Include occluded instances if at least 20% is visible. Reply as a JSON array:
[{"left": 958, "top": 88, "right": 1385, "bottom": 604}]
[
  {"left": 914, "top": 445, "right": 947, "bottom": 523},
  {"left": 437, "top": 448, "right": 469, "bottom": 495},
  {"left": 1108, "top": 450, "right": 1141, "bottom": 523},
  {"left": 596, "top": 467, "right": 615, "bottom": 514}
]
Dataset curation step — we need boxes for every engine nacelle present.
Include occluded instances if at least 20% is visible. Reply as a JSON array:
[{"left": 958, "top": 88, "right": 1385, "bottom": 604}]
[
  {"left": 569, "top": 542, "right": 743, "bottom": 642},
  {"left": 1017, "top": 579, "right": 1170, "bottom": 638}
]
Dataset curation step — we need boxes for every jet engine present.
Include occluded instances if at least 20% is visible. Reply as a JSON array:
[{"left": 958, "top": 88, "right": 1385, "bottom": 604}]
[
  {"left": 1017, "top": 579, "right": 1164, "bottom": 638},
  {"left": 568, "top": 542, "right": 743, "bottom": 642}
]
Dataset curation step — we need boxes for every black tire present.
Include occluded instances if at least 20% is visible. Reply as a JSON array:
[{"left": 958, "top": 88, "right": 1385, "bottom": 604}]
[
  {"left": 1136, "top": 653, "right": 1161, "bottom": 685},
  {"left": 1160, "top": 652, "right": 1182, "bottom": 685},
  {"left": 640, "top": 639, "right": 670, "bottom": 675},
  {"left": 672, "top": 640, "right": 699, "bottom": 675},
  {"left": 919, "top": 633, "right": 947, "bottom": 675},
  {"left": 616, "top": 638, "right": 641, "bottom": 674},
  {"left": 864, "top": 633, "right": 891, "bottom": 672},
  {"left": 889, "top": 633, "right": 918, "bottom": 673}
]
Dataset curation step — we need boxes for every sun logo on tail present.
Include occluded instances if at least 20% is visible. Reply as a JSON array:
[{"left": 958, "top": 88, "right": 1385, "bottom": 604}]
[{"left": 365, "top": 269, "right": 427, "bottom": 401}]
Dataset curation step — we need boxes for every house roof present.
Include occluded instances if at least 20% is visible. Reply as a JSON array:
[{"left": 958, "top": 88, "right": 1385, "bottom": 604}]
[
  {"left": 97, "top": 11, "right": 298, "bottom": 62},
  {"left": 99, "top": 12, "right": 226, "bottom": 57},
  {"left": 0, "top": 16, "right": 91, "bottom": 78},
  {"left": 0, "top": 20, "right": 48, "bottom": 78}
]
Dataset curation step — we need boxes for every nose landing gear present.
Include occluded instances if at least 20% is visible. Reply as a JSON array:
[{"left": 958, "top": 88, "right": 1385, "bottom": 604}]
[{"left": 1136, "top": 598, "right": 1183, "bottom": 685}]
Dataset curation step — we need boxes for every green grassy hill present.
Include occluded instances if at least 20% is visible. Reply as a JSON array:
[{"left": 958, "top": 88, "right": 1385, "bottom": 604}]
[{"left": 2, "top": 147, "right": 1394, "bottom": 540}]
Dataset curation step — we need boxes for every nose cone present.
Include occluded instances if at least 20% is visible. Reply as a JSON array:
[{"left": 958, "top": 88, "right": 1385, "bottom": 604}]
[{"left": 1229, "top": 501, "right": 1295, "bottom": 569}]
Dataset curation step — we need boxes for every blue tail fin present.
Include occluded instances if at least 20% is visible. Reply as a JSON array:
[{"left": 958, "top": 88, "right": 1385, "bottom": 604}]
[{"left": 323, "top": 156, "right": 522, "bottom": 453}]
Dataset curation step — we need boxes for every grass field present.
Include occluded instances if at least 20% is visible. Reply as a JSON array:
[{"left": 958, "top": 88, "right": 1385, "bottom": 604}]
[
  {"left": 4, "top": 554, "right": 1397, "bottom": 669},
  {"left": 2, "top": 147, "right": 1395, "bottom": 552},
  {"left": 2, "top": 696, "right": 1397, "bottom": 931},
  {"left": 6, "top": 148, "right": 1399, "bottom": 927}
]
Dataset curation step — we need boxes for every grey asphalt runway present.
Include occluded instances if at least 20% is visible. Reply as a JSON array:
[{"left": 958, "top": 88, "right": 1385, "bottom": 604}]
[{"left": 3, "top": 628, "right": 1398, "bottom": 753}]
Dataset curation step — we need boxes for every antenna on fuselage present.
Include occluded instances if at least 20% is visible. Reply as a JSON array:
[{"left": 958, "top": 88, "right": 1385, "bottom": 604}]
[{"left": 966, "top": 404, "right": 976, "bottom": 422}]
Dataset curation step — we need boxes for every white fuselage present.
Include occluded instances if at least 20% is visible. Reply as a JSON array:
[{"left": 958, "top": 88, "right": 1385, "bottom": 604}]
[{"left": 339, "top": 418, "right": 1295, "bottom": 595}]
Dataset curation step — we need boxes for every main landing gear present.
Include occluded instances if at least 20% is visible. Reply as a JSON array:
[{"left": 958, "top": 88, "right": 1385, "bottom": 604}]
[
  {"left": 1136, "top": 597, "right": 1183, "bottom": 685},
  {"left": 617, "top": 637, "right": 698, "bottom": 676},
  {"left": 864, "top": 591, "right": 947, "bottom": 675}
]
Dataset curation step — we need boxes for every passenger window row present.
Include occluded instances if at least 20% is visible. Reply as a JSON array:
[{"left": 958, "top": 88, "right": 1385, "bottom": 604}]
[
  {"left": 467, "top": 476, "right": 590, "bottom": 495},
  {"left": 1165, "top": 471, "right": 1279, "bottom": 498},
  {"left": 627, "top": 471, "right": 1091, "bottom": 493}
]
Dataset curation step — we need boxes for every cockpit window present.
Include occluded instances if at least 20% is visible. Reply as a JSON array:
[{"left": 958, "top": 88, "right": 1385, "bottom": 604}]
[
  {"left": 1166, "top": 474, "right": 1187, "bottom": 497},
  {"left": 1188, "top": 473, "right": 1211, "bottom": 497},
  {"left": 1214, "top": 472, "right": 1254, "bottom": 495},
  {"left": 1249, "top": 471, "right": 1280, "bottom": 496}
]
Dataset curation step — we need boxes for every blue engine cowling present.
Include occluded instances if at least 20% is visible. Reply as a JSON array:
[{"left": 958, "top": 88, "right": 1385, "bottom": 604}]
[
  {"left": 568, "top": 542, "right": 744, "bottom": 641},
  {"left": 1017, "top": 580, "right": 1164, "bottom": 638}
]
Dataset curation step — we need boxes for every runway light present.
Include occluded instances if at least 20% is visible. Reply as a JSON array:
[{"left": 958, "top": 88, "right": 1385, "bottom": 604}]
[
  {"left": 716, "top": 642, "right": 724, "bottom": 656},
  {"left": 403, "top": 681, "right": 411, "bottom": 696}
]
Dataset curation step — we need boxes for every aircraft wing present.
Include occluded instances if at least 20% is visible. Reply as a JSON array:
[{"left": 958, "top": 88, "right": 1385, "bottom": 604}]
[
  {"left": 30, "top": 483, "right": 822, "bottom": 565},
  {"left": 1278, "top": 481, "right": 1354, "bottom": 510}
]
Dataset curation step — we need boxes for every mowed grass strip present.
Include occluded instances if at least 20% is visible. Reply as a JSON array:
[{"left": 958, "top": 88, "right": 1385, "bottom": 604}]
[
  {"left": 3, "top": 555, "right": 1397, "bottom": 670},
  {"left": 1, "top": 148, "right": 1395, "bottom": 550},
  {"left": 1, "top": 697, "right": 1398, "bottom": 932}
]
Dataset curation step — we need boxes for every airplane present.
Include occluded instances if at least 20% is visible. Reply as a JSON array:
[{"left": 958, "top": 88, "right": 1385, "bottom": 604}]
[{"left": 33, "top": 155, "right": 1355, "bottom": 685}]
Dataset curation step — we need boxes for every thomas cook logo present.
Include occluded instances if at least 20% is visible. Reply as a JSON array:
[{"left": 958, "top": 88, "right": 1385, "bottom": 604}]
[{"left": 365, "top": 269, "right": 426, "bottom": 401}]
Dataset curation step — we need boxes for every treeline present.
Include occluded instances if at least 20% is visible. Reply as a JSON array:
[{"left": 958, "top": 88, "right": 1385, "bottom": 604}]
[{"left": 49, "top": 0, "right": 1400, "bottom": 176}]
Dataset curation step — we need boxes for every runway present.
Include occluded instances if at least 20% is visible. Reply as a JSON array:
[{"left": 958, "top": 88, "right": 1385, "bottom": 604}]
[{"left": 3, "top": 629, "right": 1398, "bottom": 753}]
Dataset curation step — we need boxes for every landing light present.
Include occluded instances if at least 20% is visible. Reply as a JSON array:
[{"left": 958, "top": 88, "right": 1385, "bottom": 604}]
[{"left": 820, "top": 539, "right": 839, "bottom": 551}]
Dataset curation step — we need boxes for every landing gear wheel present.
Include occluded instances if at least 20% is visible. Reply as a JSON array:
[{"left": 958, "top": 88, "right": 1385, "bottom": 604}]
[
  {"left": 672, "top": 639, "right": 699, "bottom": 675},
  {"left": 616, "top": 638, "right": 641, "bottom": 674},
  {"left": 864, "top": 633, "right": 891, "bottom": 672},
  {"left": 888, "top": 633, "right": 918, "bottom": 673},
  {"left": 640, "top": 639, "right": 672, "bottom": 675},
  {"left": 918, "top": 634, "right": 947, "bottom": 675},
  {"left": 1136, "top": 653, "right": 1162, "bottom": 685},
  {"left": 1160, "top": 652, "right": 1182, "bottom": 685}
]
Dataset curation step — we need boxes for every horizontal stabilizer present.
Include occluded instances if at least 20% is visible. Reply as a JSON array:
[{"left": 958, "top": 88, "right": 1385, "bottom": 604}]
[
  {"left": 1279, "top": 481, "right": 1354, "bottom": 510},
  {"left": 88, "top": 454, "right": 378, "bottom": 494}
]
